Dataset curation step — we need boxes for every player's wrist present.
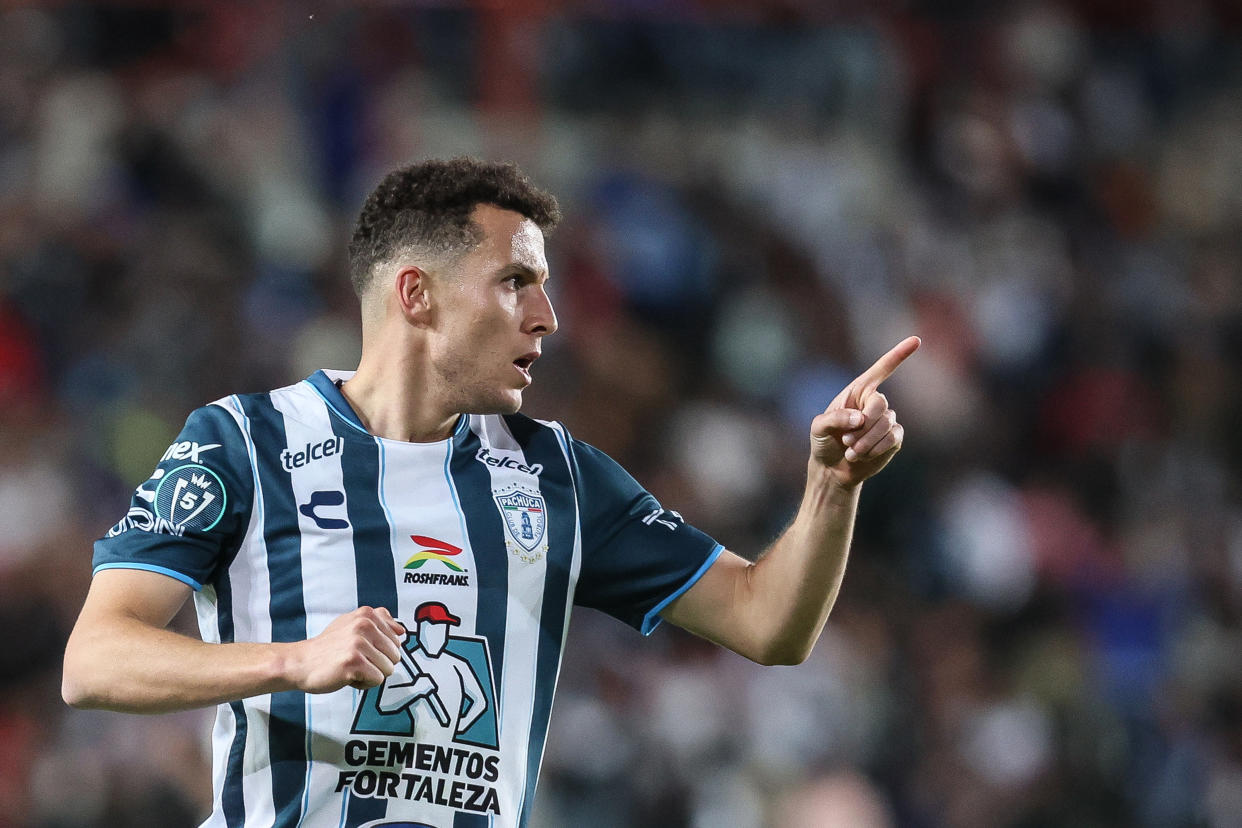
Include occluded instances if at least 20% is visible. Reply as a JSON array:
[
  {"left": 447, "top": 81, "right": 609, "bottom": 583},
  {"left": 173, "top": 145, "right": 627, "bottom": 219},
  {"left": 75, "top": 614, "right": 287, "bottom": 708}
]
[
  {"left": 267, "top": 641, "right": 306, "bottom": 693},
  {"left": 805, "top": 460, "right": 863, "bottom": 508}
]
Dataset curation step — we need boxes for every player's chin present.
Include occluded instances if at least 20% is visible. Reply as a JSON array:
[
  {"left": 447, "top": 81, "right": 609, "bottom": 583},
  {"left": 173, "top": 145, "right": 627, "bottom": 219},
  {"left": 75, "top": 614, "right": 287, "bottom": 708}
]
[
  {"left": 489, "top": 388, "right": 525, "bottom": 414},
  {"left": 500, "top": 391, "right": 524, "bottom": 413}
]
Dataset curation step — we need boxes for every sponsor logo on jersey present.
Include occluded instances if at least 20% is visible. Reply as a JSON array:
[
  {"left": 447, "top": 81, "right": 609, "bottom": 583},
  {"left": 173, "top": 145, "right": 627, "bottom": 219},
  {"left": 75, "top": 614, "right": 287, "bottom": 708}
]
[
  {"left": 343, "top": 602, "right": 501, "bottom": 816},
  {"left": 299, "top": 490, "right": 350, "bottom": 530},
  {"left": 281, "top": 436, "right": 345, "bottom": 471},
  {"left": 106, "top": 506, "right": 186, "bottom": 538},
  {"left": 403, "top": 536, "right": 469, "bottom": 586},
  {"left": 474, "top": 446, "right": 542, "bottom": 476},
  {"left": 493, "top": 483, "right": 547, "bottom": 564},
  {"left": 642, "top": 506, "right": 684, "bottom": 531},
  {"left": 161, "top": 440, "right": 221, "bottom": 464}
]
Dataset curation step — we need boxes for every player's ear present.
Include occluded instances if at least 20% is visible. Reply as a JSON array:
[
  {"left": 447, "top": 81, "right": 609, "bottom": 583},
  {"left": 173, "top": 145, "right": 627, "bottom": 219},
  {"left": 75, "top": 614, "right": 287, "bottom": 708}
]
[{"left": 394, "top": 266, "right": 433, "bottom": 327}]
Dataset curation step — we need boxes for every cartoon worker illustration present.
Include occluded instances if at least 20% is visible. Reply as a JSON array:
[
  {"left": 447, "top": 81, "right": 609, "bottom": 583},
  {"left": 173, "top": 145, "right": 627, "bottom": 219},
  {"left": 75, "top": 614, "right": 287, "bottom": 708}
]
[{"left": 377, "top": 602, "right": 488, "bottom": 739}]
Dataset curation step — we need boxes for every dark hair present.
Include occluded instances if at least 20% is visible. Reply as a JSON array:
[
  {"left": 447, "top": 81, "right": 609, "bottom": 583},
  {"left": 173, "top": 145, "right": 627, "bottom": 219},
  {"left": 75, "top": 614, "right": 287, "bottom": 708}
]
[{"left": 348, "top": 157, "right": 561, "bottom": 296}]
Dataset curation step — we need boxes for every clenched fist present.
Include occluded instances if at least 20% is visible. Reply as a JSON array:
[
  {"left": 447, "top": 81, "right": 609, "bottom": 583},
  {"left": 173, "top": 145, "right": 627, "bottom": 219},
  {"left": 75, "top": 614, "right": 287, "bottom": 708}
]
[{"left": 285, "top": 606, "right": 406, "bottom": 693}]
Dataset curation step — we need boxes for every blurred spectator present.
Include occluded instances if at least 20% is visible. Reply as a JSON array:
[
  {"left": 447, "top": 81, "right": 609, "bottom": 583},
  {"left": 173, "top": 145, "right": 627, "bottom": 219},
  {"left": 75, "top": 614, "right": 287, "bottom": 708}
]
[{"left": 3, "top": 2, "right": 1241, "bottom": 825}]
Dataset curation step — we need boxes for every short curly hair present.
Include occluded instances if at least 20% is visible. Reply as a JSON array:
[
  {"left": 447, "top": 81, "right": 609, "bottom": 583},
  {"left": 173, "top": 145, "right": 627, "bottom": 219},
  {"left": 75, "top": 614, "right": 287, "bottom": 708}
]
[{"left": 348, "top": 157, "right": 561, "bottom": 297}]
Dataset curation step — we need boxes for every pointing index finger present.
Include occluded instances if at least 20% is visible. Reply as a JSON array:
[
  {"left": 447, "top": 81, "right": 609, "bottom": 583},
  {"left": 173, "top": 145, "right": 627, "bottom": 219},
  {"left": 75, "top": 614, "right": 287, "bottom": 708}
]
[{"left": 857, "top": 336, "right": 921, "bottom": 395}]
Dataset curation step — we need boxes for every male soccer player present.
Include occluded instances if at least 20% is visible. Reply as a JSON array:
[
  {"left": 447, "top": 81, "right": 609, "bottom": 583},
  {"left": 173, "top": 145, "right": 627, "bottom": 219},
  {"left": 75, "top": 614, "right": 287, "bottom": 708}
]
[{"left": 62, "top": 157, "right": 918, "bottom": 827}]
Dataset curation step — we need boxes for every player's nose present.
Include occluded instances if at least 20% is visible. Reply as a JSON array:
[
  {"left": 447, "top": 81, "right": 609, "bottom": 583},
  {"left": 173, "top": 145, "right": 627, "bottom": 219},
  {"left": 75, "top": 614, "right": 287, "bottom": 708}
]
[{"left": 525, "top": 284, "right": 558, "bottom": 337}]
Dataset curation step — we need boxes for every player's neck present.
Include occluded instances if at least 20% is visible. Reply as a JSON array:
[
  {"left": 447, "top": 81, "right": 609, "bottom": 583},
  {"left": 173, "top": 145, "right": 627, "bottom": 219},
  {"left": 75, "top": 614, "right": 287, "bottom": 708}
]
[{"left": 340, "top": 349, "right": 459, "bottom": 443}]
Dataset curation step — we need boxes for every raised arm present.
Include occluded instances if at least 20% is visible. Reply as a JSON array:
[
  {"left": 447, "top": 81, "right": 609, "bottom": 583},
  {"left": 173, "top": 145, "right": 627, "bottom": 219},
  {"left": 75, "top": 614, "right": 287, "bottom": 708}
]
[
  {"left": 62, "top": 568, "right": 406, "bottom": 713},
  {"left": 661, "top": 336, "right": 920, "bottom": 665}
]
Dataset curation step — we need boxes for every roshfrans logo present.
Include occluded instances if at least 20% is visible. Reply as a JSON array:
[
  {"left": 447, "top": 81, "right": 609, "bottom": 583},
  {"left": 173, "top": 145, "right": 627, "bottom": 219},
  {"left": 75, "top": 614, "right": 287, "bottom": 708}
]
[
  {"left": 403, "top": 536, "right": 469, "bottom": 586},
  {"left": 474, "top": 447, "right": 542, "bottom": 477}
]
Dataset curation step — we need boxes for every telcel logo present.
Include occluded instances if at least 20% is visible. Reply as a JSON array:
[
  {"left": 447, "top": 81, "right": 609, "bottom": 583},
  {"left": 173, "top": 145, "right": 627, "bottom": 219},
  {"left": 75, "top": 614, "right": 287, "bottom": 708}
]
[
  {"left": 475, "top": 447, "right": 542, "bottom": 477},
  {"left": 282, "top": 436, "right": 345, "bottom": 471}
]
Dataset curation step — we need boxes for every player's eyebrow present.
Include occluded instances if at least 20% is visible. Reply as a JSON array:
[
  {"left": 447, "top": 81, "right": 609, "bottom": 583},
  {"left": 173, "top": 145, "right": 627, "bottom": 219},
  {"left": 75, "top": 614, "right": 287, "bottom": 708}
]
[{"left": 500, "top": 262, "right": 549, "bottom": 283}]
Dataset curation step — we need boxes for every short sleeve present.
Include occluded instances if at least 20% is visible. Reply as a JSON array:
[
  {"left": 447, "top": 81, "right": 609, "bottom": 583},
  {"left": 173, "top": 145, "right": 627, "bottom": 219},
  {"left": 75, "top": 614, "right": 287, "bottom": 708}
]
[
  {"left": 571, "top": 440, "right": 723, "bottom": 634},
  {"left": 92, "top": 403, "right": 254, "bottom": 590}
]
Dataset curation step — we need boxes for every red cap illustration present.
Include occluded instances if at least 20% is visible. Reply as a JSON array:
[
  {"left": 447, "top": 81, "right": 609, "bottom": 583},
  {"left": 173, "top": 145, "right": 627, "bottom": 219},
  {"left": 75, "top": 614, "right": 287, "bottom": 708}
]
[{"left": 414, "top": 601, "right": 461, "bottom": 626}]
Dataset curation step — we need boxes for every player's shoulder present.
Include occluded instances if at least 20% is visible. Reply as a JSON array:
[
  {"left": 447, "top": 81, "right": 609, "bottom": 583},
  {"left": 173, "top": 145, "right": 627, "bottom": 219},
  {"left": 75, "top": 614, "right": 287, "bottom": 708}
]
[
  {"left": 172, "top": 376, "right": 319, "bottom": 450},
  {"left": 208, "top": 375, "right": 333, "bottom": 431},
  {"left": 179, "top": 394, "right": 249, "bottom": 438}
]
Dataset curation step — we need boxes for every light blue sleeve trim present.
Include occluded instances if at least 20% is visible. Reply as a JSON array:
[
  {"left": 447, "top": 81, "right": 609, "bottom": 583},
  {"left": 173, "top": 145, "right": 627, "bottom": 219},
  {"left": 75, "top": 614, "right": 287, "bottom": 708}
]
[
  {"left": 93, "top": 562, "right": 204, "bottom": 591},
  {"left": 639, "top": 543, "right": 725, "bottom": 636}
]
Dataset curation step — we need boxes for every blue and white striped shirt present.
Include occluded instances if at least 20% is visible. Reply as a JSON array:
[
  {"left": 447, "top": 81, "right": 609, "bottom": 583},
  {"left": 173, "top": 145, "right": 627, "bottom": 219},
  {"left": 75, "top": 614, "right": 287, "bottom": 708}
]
[{"left": 94, "top": 370, "right": 723, "bottom": 828}]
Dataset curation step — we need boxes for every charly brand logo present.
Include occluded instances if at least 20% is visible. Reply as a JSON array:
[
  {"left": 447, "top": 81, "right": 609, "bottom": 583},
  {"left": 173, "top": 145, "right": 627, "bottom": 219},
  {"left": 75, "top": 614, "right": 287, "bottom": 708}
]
[
  {"left": 403, "top": 536, "right": 469, "bottom": 586},
  {"left": 474, "top": 446, "right": 542, "bottom": 476},
  {"left": 492, "top": 484, "right": 547, "bottom": 564},
  {"left": 281, "top": 436, "right": 345, "bottom": 471},
  {"left": 345, "top": 601, "right": 501, "bottom": 816},
  {"left": 642, "top": 507, "right": 684, "bottom": 531},
  {"left": 299, "top": 490, "right": 349, "bottom": 530}
]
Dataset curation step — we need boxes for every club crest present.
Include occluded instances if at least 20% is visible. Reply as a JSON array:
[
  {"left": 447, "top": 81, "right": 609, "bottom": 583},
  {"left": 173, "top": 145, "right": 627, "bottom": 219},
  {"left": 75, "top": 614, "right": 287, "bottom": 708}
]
[{"left": 493, "top": 485, "right": 547, "bottom": 563}]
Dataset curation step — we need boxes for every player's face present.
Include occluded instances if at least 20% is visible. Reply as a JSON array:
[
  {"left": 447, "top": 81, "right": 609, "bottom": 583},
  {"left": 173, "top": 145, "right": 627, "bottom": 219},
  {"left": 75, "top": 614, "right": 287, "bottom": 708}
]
[{"left": 428, "top": 204, "right": 557, "bottom": 414}]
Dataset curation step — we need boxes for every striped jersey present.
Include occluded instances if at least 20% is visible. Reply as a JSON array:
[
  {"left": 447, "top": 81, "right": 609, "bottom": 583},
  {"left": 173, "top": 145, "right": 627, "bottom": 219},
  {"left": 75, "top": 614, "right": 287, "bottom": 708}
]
[{"left": 93, "top": 370, "right": 723, "bottom": 828}]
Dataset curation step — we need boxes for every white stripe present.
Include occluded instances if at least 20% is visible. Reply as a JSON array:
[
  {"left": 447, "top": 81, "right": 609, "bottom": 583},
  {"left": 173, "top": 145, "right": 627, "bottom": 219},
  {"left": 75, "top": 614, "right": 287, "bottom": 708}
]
[
  {"left": 369, "top": 424, "right": 478, "bottom": 825},
  {"left": 270, "top": 384, "right": 361, "bottom": 828}
]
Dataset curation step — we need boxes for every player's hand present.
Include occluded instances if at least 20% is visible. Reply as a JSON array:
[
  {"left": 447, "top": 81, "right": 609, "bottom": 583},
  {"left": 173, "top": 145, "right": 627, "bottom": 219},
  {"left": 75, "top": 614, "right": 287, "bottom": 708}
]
[
  {"left": 809, "top": 336, "right": 920, "bottom": 488},
  {"left": 286, "top": 606, "right": 406, "bottom": 693}
]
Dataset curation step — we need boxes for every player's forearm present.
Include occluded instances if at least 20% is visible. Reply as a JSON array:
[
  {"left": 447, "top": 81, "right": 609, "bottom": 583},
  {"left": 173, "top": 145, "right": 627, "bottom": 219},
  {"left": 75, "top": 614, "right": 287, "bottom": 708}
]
[
  {"left": 743, "top": 463, "right": 861, "bottom": 664},
  {"left": 62, "top": 616, "right": 297, "bottom": 713}
]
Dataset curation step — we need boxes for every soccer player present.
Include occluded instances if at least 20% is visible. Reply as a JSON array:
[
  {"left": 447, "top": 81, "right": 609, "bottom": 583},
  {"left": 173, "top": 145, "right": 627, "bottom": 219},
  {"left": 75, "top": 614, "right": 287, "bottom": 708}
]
[{"left": 62, "top": 157, "right": 918, "bottom": 827}]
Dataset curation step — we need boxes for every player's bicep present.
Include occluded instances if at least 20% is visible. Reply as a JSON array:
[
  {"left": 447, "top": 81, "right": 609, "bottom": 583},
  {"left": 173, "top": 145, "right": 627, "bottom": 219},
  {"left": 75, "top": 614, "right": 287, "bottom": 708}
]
[
  {"left": 659, "top": 548, "right": 761, "bottom": 653},
  {"left": 74, "top": 567, "right": 194, "bottom": 631}
]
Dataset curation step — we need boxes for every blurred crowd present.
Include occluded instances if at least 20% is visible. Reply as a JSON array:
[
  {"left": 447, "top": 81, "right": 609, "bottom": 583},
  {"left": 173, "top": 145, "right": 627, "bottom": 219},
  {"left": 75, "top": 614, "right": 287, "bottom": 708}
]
[{"left": 2, "top": 2, "right": 1242, "bottom": 826}]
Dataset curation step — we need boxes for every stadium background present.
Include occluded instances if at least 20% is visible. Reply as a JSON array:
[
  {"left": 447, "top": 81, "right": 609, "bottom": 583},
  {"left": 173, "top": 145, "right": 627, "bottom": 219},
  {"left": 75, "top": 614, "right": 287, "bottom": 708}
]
[{"left": 2, "top": 1, "right": 1242, "bottom": 825}]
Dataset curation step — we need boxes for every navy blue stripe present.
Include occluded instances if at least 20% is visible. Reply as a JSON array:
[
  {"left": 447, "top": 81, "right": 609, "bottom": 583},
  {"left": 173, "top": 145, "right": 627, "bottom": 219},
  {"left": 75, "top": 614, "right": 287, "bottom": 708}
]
[
  {"left": 239, "top": 393, "right": 309, "bottom": 828},
  {"left": 450, "top": 421, "right": 509, "bottom": 719},
  {"left": 216, "top": 571, "right": 248, "bottom": 827},
  {"left": 453, "top": 811, "right": 490, "bottom": 828},
  {"left": 333, "top": 421, "right": 392, "bottom": 828},
  {"left": 505, "top": 417, "right": 577, "bottom": 827}
]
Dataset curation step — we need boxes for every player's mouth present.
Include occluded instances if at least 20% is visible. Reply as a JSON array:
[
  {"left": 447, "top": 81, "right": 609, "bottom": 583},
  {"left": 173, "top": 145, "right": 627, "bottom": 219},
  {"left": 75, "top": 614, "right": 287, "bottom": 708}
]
[{"left": 513, "top": 351, "right": 539, "bottom": 385}]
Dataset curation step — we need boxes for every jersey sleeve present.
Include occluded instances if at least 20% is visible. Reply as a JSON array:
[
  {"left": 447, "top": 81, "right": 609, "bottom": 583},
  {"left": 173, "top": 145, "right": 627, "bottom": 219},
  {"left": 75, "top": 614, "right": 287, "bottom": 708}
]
[
  {"left": 571, "top": 439, "right": 723, "bottom": 635},
  {"left": 92, "top": 402, "right": 254, "bottom": 590}
]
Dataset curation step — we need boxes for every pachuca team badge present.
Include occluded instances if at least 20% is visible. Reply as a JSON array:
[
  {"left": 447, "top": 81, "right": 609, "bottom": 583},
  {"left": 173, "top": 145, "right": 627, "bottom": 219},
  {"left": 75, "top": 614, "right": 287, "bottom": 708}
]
[{"left": 492, "top": 484, "right": 547, "bottom": 564}]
